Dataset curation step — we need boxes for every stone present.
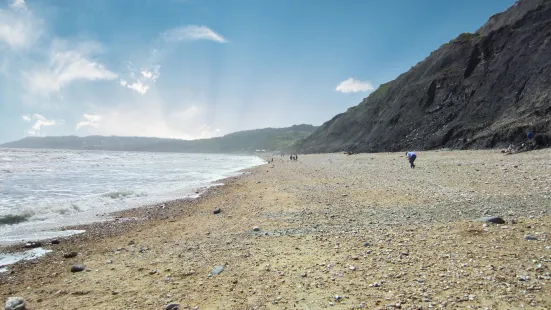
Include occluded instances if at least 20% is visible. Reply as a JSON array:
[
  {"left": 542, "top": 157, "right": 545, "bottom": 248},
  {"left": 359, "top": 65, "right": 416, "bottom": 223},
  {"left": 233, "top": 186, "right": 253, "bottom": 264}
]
[
  {"left": 477, "top": 217, "right": 505, "bottom": 224},
  {"left": 63, "top": 251, "right": 78, "bottom": 258},
  {"left": 70, "top": 265, "right": 86, "bottom": 272},
  {"left": 23, "top": 242, "right": 41, "bottom": 249},
  {"left": 524, "top": 235, "right": 538, "bottom": 241},
  {"left": 252, "top": 226, "right": 261, "bottom": 232},
  {"left": 213, "top": 208, "right": 221, "bottom": 214},
  {"left": 5, "top": 297, "right": 26, "bottom": 310},
  {"left": 211, "top": 266, "right": 225, "bottom": 275},
  {"left": 363, "top": 242, "right": 370, "bottom": 247},
  {"left": 50, "top": 239, "right": 60, "bottom": 245},
  {"left": 165, "top": 303, "right": 180, "bottom": 310}
]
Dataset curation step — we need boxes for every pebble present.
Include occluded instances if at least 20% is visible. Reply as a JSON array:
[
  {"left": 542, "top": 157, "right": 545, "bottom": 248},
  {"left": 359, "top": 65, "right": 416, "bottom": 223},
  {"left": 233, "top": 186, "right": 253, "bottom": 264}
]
[
  {"left": 165, "top": 303, "right": 180, "bottom": 310},
  {"left": 363, "top": 242, "right": 370, "bottom": 247},
  {"left": 211, "top": 266, "right": 225, "bottom": 275},
  {"left": 213, "top": 208, "right": 221, "bottom": 214},
  {"left": 23, "top": 242, "right": 41, "bottom": 249},
  {"left": 4, "top": 297, "right": 26, "bottom": 310},
  {"left": 477, "top": 217, "right": 505, "bottom": 224},
  {"left": 63, "top": 251, "right": 78, "bottom": 258},
  {"left": 70, "top": 265, "right": 86, "bottom": 273},
  {"left": 524, "top": 235, "right": 538, "bottom": 241},
  {"left": 252, "top": 226, "right": 261, "bottom": 232},
  {"left": 50, "top": 239, "right": 60, "bottom": 245}
]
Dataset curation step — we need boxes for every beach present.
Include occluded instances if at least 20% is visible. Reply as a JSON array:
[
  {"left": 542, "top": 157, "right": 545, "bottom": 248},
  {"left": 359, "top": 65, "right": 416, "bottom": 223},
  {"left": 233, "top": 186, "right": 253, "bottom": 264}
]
[{"left": 1, "top": 149, "right": 551, "bottom": 309}]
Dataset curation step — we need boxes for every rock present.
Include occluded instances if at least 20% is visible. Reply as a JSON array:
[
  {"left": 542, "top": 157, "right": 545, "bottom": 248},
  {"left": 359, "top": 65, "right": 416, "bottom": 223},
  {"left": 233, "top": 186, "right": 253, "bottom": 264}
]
[
  {"left": 524, "top": 235, "right": 538, "bottom": 241},
  {"left": 213, "top": 208, "right": 221, "bottom": 214},
  {"left": 23, "top": 242, "right": 41, "bottom": 249},
  {"left": 5, "top": 297, "right": 26, "bottom": 310},
  {"left": 211, "top": 266, "right": 225, "bottom": 275},
  {"left": 165, "top": 304, "right": 180, "bottom": 310},
  {"left": 70, "top": 265, "right": 86, "bottom": 273},
  {"left": 50, "top": 239, "right": 60, "bottom": 245},
  {"left": 63, "top": 251, "right": 78, "bottom": 258},
  {"left": 477, "top": 217, "right": 505, "bottom": 224},
  {"left": 363, "top": 242, "right": 370, "bottom": 247},
  {"left": 517, "top": 275, "right": 530, "bottom": 281},
  {"left": 252, "top": 226, "right": 261, "bottom": 232}
]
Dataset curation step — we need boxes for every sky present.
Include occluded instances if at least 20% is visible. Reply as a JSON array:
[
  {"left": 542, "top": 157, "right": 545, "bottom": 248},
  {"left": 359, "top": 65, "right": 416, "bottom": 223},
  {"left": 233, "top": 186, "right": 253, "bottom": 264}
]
[{"left": 0, "top": 0, "right": 516, "bottom": 143}]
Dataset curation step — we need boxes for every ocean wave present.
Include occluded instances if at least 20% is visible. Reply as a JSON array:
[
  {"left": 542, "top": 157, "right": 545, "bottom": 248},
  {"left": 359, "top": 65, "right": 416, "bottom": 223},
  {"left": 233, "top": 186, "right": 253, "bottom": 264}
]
[
  {"left": 101, "top": 191, "right": 147, "bottom": 199},
  {"left": 0, "top": 211, "right": 34, "bottom": 226}
]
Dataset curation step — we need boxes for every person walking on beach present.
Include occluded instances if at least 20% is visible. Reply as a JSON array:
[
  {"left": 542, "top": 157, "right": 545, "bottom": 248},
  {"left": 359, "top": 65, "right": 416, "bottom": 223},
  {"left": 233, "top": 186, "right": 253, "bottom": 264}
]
[{"left": 406, "top": 151, "right": 417, "bottom": 169}]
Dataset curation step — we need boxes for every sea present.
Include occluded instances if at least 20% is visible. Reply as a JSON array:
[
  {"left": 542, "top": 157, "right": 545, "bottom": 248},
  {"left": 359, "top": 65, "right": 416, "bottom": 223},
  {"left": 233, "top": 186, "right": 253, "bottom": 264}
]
[{"left": 0, "top": 148, "right": 265, "bottom": 245}]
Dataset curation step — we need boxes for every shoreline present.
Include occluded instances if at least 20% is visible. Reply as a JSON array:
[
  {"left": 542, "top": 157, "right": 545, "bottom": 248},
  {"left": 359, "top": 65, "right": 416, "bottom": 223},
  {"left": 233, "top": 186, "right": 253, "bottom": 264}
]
[
  {"left": 1, "top": 150, "right": 550, "bottom": 309},
  {"left": 0, "top": 166, "right": 258, "bottom": 258}
]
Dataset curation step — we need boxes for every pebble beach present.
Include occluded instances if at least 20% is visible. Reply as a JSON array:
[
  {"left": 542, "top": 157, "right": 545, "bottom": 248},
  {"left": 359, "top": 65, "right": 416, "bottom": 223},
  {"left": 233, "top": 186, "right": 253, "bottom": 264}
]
[{"left": 1, "top": 149, "right": 551, "bottom": 309}]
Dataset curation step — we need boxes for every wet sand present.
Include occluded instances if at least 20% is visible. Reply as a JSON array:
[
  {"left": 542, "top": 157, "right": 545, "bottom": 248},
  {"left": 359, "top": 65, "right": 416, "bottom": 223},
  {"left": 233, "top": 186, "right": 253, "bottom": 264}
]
[{"left": 1, "top": 149, "right": 551, "bottom": 309}]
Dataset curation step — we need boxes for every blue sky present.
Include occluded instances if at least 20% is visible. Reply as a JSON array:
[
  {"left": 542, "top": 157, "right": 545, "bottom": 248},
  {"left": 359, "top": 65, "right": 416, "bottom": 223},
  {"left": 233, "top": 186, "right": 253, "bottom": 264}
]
[{"left": 0, "top": 0, "right": 515, "bottom": 142}]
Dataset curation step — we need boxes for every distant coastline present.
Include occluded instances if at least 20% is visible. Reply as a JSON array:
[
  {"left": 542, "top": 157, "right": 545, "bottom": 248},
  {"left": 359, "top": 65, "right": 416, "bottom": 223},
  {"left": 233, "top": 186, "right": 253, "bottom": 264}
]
[{"left": 1, "top": 124, "right": 317, "bottom": 154}]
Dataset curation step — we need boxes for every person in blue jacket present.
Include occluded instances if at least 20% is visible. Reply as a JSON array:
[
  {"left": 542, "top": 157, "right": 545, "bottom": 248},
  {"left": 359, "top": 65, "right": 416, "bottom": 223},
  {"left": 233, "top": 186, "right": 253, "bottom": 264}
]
[{"left": 406, "top": 151, "right": 417, "bottom": 169}]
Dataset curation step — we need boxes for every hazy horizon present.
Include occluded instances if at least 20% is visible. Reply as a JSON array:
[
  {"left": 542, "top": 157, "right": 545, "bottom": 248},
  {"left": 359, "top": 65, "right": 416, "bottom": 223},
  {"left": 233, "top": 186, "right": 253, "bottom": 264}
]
[{"left": 0, "top": 0, "right": 515, "bottom": 144}]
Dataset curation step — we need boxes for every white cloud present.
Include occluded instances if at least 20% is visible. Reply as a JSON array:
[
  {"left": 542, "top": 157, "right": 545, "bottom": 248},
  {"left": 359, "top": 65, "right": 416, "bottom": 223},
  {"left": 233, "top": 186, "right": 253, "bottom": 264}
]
[
  {"left": 120, "top": 79, "right": 149, "bottom": 95},
  {"left": 119, "top": 64, "right": 159, "bottom": 95},
  {"left": 335, "top": 78, "right": 375, "bottom": 93},
  {"left": 9, "top": 0, "right": 26, "bottom": 11},
  {"left": 76, "top": 114, "right": 102, "bottom": 130},
  {"left": 24, "top": 48, "right": 118, "bottom": 95},
  {"left": 141, "top": 65, "right": 160, "bottom": 81},
  {"left": 0, "top": 0, "right": 42, "bottom": 50},
  {"left": 79, "top": 100, "right": 223, "bottom": 140},
  {"left": 161, "top": 25, "right": 227, "bottom": 43},
  {"left": 23, "top": 113, "right": 62, "bottom": 136}
]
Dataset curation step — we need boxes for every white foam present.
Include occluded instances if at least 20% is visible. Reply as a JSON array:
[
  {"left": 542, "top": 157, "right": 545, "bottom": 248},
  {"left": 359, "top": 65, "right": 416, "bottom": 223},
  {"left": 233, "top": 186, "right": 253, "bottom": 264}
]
[{"left": 0, "top": 247, "right": 52, "bottom": 272}]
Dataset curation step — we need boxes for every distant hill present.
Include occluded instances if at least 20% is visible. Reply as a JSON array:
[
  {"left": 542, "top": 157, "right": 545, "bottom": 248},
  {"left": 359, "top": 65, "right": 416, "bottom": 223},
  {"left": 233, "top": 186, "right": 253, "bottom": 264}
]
[
  {"left": 1, "top": 124, "right": 317, "bottom": 154},
  {"left": 297, "top": 0, "right": 551, "bottom": 153}
]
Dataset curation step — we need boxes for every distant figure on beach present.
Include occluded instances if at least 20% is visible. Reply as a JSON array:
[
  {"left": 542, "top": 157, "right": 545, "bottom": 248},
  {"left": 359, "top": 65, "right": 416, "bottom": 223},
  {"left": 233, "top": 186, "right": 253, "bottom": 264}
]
[
  {"left": 527, "top": 131, "right": 534, "bottom": 141},
  {"left": 406, "top": 151, "right": 417, "bottom": 169}
]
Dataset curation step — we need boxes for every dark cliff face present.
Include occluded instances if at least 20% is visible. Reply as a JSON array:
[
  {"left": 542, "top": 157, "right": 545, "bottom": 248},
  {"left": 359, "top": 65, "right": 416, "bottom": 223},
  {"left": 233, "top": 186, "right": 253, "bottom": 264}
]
[{"left": 298, "top": 0, "right": 551, "bottom": 153}]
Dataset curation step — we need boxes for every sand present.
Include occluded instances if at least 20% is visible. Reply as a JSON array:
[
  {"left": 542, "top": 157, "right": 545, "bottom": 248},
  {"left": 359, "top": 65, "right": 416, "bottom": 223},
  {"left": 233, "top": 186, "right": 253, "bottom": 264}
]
[{"left": 1, "top": 149, "right": 551, "bottom": 310}]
